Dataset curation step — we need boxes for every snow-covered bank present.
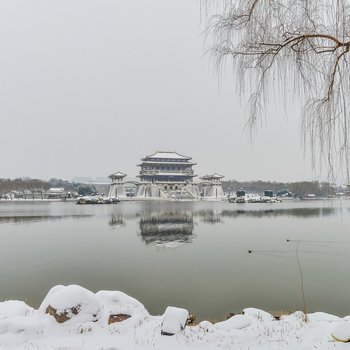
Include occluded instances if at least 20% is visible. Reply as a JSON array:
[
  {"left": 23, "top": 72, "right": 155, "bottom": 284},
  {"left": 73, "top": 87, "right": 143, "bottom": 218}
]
[{"left": 0, "top": 285, "right": 350, "bottom": 349}]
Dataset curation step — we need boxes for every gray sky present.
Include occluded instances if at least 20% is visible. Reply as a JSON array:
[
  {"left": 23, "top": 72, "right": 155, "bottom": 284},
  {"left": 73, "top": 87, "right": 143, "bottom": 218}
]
[{"left": 0, "top": 0, "right": 316, "bottom": 182}]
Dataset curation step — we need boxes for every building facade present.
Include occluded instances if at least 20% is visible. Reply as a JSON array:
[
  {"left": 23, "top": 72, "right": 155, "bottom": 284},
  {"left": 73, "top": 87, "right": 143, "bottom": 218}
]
[
  {"left": 108, "top": 171, "right": 127, "bottom": 198},
  {"left": 137, "top": 151, "right": 197, "bottom": 191},
  {"left": 108, "top": 151, "right": 224, "bottom": 200},
  {"left": 200, "top": 174, "right": 225, "bottom": 199}
]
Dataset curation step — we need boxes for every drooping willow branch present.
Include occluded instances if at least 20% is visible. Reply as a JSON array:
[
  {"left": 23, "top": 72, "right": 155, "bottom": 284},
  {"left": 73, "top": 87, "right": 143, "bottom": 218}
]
[{"left": 204, "top": 0, "right": 350, "bottom": 181}]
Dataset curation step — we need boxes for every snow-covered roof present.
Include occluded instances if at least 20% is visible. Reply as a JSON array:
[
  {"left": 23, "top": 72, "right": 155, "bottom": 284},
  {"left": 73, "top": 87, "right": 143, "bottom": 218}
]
[
  {"left": 109, "top": 171, "right": 127, "bottom": 178},
  {"left": 48, "top": 188, "right": 65, "bottom": 193},
  {"left": 138, "top": 161, "right": 196, "bottom": 166},
  {"left": 140, "top": 172, "right": 196, "bottom": 177},
  {"left": 201, "top": 173, "right": 225, "bottom": 179},
  {"left": 145, "top": 151, "right": 191, "bottom": 160}
]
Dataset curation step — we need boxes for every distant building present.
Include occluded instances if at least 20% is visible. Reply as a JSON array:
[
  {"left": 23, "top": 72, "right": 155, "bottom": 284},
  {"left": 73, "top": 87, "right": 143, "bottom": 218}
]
[
  {"left": 138, "top": 151, "right": 197, "bottom": 189},
  {"left": 264, "top": 190, "right": 274, "bottom": 197},
  {"left": 47, "top": 188, "right": 66, "bottom": 199},
  {"left": 107, "top": 150, "right": 224, "bottom": 200},
  {"left": 136, "top": 151, "right": 199, "bottom": 199},
  {"left": 236, "top": 190, "right": 246, "bottom": 197},
  {"left": 200, "top": 174, "right": 225, "bottom": 199},
  {"left": 108, "top": 172, "right": 127, "bottom": 198}
]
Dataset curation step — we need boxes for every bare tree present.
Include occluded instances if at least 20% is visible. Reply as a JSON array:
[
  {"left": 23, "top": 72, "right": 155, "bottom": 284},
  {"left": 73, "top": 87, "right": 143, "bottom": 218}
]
[{"left": 203, "top": 0, "right": 350, "bottom": 181}]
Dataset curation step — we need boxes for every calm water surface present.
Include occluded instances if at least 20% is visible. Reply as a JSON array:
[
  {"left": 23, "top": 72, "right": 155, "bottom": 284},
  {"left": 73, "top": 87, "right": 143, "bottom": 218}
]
[{"left": 0, "top": 200, "right": 350, "bottom": 320}]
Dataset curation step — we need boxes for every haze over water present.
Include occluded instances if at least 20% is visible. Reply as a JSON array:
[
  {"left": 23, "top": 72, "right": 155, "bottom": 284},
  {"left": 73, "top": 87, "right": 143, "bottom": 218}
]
[{"left": 0, "top": 200, "right": 349, "bottom": 320}]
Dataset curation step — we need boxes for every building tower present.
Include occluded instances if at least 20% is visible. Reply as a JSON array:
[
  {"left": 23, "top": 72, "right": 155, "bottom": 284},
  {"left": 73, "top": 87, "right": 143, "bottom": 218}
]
[
  {"left": 200, "top": 173, "right": 225, "bottom": 199},
  {"left": 108, "top": 171, "right": 127, "bottom": 198},
  {"left": 136, "top": 151, "right": 199, "bottom": 198}
]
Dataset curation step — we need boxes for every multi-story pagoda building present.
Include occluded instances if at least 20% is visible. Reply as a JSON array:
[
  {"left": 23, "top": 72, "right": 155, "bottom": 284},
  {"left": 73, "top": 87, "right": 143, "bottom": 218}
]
[
  {"left": 138, "top": 151, "right": 196, "bottom": 189},
  {"left": 136, "top": 151, "right": 200, "bottom": 198},
  {"left": 107, "top": 151, "right": 225, "bottom": 200}
]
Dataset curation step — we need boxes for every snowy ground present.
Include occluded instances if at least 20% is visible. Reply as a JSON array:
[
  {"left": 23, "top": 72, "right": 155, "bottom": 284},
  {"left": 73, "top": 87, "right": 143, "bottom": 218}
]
[{"left": 1, "top": 285, "right": 350, "bottom": 350}]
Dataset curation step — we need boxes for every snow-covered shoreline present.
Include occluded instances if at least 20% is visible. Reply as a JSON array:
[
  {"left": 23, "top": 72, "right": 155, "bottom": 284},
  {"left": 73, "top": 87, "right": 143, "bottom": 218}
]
[{"left": 0, "top": 285, "right": 349, "bottom": 349}]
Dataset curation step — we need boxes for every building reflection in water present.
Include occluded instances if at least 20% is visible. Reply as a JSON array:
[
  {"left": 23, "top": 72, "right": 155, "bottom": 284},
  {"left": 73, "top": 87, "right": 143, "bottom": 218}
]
[
  {"left": 114, "top": 206, "right": 339, "bottom": 247},
  {"left": 109, "top": 214, "right": 126, "bottom": 227},
  {"left": 197, "top": 210, "right": 223, "bottom": 224},
  {"left": 139, "top": 211, "right": 194, "bottom": 247}
]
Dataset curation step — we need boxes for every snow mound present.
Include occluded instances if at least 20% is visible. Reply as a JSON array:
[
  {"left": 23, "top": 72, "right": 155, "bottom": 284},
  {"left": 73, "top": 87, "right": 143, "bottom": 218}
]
[
  {"left": 281, "top": 311, "right": 306, "bottom": 322},
  {"left": 96, "top": 290, "right": 146, "bottom": 317},
  {"left": 214, "top": 314, "right": 252, "bottom": 331},
  {"left": 307, "top": 312, "right": 341, "bottom": 322},
  {"left": 39, "top": 285, "right": 101, "bottom": 324},
  {"left": 96, "top": 290, "right": 148, "bottom": 326},
  {"left": 198, "top": 320, "right": 214, "bottom": 333},
  {"left": 243, "top": 308, "right": 274, "bottom": 322},
  {"left": 0, "top": 315, "right": 43, "bottom": 334},
  {"left": 161, "top": 306, "right": 189, "bottom": 335},
  {"left": 2, "top": 285, "right": 350, "bottom": 349},
  {"left": 331, "top": 322, "right": 350, "bottom": 342},
  {"left": 0, "top": 301, "right": 34, "bottom": 320}
]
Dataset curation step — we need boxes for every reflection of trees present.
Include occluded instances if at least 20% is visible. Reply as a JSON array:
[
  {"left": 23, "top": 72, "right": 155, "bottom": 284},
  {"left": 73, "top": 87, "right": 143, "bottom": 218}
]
[
  {"left": 137, "top": 207, "right": 338, "bottom": 247},
  {"left": 188, "top": 207, "right": 337, "bottom": 224},
  {"left": 197, "top": 210, "right": 223, "bottom": 224},
  {"left": 220, "top": 208, "right": 337, "bottom": 219},
  {"left": 109, "top": 214, "right": 125, "bottom": 227},
  {"left": 139, "top": 212, "right": 194, "bottom": 246},
  {"left": 0, "top": 215, "right": 91, "bottom": 225},
  {"left": 0, "top": 216, "right": 55, "bottom": 224}
]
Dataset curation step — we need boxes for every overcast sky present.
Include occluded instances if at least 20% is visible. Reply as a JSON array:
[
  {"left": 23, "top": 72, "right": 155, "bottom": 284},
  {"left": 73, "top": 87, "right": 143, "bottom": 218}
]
[{"left": 0, "top": 0, "right": 318, "bottom": 182}]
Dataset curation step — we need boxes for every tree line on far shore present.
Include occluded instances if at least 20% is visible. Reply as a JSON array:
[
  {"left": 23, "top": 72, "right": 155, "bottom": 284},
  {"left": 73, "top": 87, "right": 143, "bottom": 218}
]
[
  {"left": 0, "top": 178, "right": 96, "bottom": 196},
  {"left": 0, "top": 177, "right": 347, "bottom": 198},
  {"left": 221, "top": 180, "right": 346, "bottom": 198}
]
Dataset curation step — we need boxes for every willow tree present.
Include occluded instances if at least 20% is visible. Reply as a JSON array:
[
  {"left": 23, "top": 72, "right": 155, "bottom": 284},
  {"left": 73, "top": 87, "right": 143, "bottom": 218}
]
[{"left": 204, "top": 0, "right": 350, "bottom": 181}]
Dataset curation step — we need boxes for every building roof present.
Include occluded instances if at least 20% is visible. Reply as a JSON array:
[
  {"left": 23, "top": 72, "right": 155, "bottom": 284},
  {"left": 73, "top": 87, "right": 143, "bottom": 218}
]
[
  {"left": 138, "top": 173, "right": 197, "bottom": 177},
  {"left": 138, "top": 161, "right": 196, "bottom": 166},
  {"left": 200, "top": 173, "right": 225, "bottom": 180},
  {"left": 109, "top": 171, "right": 127, "bottom": 178},
  {"left": 48, "top": 187, "right": 65, "bottom": 193},
  {"left": 144, "top": 151, "right": 191, "bottom": 160}
]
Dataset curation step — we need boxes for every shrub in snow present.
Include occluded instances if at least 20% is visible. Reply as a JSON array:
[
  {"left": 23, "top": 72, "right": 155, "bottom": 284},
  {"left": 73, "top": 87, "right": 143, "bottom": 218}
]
[
  {"left": 331, "top": 322, "right": 350, "bottom": 342},
  {"left": 39, "top": 285, "right": 101, "bottom": 324},
  {"left": 161, "top": 306, "right": 189, "bottom": 336},
  {"left": 214, "top": 314, "right": 251, "bottom": 331},
  {"left": 187, "top": 313, "right": 196, "bottom": 325}
]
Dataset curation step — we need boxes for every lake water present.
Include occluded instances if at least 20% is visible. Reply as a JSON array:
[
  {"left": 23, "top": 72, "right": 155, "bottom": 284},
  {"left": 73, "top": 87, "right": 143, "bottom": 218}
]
[{"left": 0, "top": 199, "right": 350, "bottom": 320}]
